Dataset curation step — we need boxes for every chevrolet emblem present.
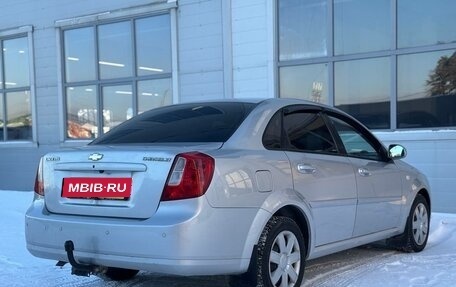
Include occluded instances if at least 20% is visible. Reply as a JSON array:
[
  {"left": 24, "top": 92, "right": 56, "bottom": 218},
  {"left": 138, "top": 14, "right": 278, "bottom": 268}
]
[{"left": 88, "top": 153, "right": 103, "bottom": 161}]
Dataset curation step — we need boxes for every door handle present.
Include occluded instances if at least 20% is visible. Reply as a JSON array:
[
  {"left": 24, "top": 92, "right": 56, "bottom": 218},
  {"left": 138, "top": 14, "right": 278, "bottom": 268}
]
[
  {"left": 297, "top": 164, "right": 316, "bottom": 174},
  {"left": 358, "top": 167, "right": 371, "bottom": 177}
]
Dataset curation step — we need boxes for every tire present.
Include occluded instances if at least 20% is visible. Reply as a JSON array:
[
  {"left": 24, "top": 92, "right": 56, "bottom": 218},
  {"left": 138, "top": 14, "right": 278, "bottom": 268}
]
[
  {"left": 230, "top": 216, "right": 306, "bottom": 287},
  {"left": 388, "top": 194, "right": 430, "bottom": 253},
  {"left": 103, "top": 267, "right": 139, "bottom": 281}
]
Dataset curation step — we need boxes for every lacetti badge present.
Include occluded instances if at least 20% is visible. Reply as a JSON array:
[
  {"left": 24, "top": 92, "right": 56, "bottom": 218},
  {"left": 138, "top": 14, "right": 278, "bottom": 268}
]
[{"left": 88, "top": 153, "right": 103, "bottom": 161}]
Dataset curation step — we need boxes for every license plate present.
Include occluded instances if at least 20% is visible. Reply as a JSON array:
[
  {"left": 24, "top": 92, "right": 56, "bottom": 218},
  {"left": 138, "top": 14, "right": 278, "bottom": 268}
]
[{"left": 62, "top": 177, "right": 132, "bottom": 199}]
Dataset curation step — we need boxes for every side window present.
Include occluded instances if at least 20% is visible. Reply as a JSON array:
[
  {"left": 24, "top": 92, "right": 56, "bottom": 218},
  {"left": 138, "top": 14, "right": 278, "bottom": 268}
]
[
  {"left": 330, "top": 116, "right": 381, "bottom": 161},
  {"left": 283, "top": 111, "right": 337, "bottom": 153},
  {"left": 263, "top": 110, "right": 282, "bottom": 149}
]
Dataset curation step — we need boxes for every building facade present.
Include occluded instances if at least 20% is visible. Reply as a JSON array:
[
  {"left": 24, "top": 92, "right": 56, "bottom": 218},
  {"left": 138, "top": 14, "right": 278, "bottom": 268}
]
[{"left": 0, "top": 0, "right": 455, "bottom": 212}]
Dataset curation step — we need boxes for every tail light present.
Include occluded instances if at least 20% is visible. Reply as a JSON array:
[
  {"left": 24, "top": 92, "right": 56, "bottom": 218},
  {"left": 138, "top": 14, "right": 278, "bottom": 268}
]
[
  {"left": 161, "top": 152, "right": 215, "bottom": 201},
  {"left": 34, "top": 158, "right": 44, "bottom": 196}
]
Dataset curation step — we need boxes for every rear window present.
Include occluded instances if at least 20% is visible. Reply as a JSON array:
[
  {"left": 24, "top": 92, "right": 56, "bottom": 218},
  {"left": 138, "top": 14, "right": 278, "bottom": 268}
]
[{"left": 90, "top": 102, "right": 257, "bottom": 145}]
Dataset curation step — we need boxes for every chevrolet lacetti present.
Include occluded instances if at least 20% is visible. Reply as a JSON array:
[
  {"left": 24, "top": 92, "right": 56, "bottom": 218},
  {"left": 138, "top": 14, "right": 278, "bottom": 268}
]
[{"left": 25, "top": 98, "right": 431, "bottom": 287}]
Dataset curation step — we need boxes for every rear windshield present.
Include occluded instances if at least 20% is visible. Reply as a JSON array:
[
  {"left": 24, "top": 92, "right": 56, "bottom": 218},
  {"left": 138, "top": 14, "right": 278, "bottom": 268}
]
[{"left": 90, "top": 102, "right": 257, "bottom": 145}]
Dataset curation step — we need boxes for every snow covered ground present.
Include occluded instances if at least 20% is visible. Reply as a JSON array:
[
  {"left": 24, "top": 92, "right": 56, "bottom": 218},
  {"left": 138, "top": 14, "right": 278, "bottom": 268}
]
[{"left": 2, "top": 190, "right": 456, "bottom": 286}]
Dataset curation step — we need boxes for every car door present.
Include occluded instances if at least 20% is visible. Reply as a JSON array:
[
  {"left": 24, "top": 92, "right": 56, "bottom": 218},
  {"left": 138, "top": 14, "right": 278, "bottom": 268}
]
[
  {"left": 327, "top": 114, "right": 403, "bottom": 237},
  {"left": 271, "top": 107, "right": 358, "bottom": 246}
]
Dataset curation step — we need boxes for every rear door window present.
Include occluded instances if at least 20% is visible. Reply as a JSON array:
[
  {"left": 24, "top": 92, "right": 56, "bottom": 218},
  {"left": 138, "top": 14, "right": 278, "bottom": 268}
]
[
  {"left": 284, "top": 111, "right": 338, "bottom": 154},
  {"left": 263, "top": 107, "right": 338, "bottom": 154}
]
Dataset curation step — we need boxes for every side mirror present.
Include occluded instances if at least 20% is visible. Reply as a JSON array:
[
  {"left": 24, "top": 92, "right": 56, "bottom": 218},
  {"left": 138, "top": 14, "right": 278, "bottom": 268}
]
[{"left": 388, "top": 144, "right": 407, "bottom": 159}]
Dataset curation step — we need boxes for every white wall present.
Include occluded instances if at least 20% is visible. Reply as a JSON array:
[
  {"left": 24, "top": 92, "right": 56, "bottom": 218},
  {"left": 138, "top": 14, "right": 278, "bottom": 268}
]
[
  {"left": 232, "top": 0, "right": 275, "bottom": 99},
  {"left": 178, "top": 0, "right": 225, "bottom": 102},
  {"left": 376, "top": 130, "right": 456, "bottom": 213}
]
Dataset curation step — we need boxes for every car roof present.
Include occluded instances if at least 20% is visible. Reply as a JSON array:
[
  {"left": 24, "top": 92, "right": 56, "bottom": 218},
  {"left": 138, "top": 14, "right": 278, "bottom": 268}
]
[{"left": 181, "top": 97, "right": 335, "bottom": 111}]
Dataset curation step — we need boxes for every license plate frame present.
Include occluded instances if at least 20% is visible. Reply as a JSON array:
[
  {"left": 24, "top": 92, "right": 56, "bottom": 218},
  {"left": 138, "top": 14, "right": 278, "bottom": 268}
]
[{"left": 62, "top": 177, "right": 132, "bottom": 199}]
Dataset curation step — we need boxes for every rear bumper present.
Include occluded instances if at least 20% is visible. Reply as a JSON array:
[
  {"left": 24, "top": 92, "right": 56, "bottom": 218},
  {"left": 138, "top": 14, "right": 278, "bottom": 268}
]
[
  {"left": 25, "top": 197, "right": 262, "bottom": 276},
  {"left": 27, "top": 243, "right": 250, "bottom": 276}
]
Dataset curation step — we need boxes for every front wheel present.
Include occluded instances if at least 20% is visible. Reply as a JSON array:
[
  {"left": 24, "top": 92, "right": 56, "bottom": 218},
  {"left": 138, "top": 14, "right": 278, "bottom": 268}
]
[
  {"left": 230, "top": 216, "right": 306, "bottom": 287},
  {"left": 388, "top": 194, "right": 430, "bottom": 252}
]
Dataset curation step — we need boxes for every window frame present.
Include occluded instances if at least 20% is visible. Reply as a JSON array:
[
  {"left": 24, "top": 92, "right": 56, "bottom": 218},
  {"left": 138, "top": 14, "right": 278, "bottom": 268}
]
[
  {"left": 262, "top": 104, "right": 390, "bottom": 162},
  {"left": 263, "top": 105, "right": 343, "bottom": 156},
  {"left": 0, "top": 26, "right": 36, "bottom": 146},
  {"left": 56, "top": 3, "right": 178, "bottom": 145},
  {"left": 276, "top": 0, "right": 456, "bottom": 131}
]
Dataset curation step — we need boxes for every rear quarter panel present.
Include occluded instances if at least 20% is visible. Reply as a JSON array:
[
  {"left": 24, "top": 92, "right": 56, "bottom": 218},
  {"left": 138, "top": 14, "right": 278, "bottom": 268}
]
[{"left": 204, "top": 149, "right": 292, "bottom": 208}]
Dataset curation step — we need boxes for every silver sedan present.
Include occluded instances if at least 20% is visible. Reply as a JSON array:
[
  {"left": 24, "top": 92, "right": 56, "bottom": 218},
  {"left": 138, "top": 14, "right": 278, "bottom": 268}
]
[{"left": 25, "top": 98, "right": 431, "bottom": 287}]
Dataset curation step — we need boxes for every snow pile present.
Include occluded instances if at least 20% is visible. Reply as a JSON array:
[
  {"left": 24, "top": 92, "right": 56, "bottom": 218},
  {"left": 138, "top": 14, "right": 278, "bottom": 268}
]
[{"left": 1, "top": 190, "right": 455, "bottom": 286}]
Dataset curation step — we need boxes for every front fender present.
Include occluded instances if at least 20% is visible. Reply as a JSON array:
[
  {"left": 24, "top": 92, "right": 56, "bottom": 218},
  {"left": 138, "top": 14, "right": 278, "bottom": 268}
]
[{"left": 397, "top": 161, "right": 431, "bottom": 231}]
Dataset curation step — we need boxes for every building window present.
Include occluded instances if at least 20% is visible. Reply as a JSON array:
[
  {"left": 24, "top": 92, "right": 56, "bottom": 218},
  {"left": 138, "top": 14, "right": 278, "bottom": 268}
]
[
  {"left": 279, "top": 64, "right": 328, "bottom": 104},
  {"left": 63, "top": 13, "right": 172, "bottom": 140},
  {"left": 335, "top": 57, "right": 391, "bottom": 129},
  {"left": 0, "top": 36, "right": 32, "bottom": 141},
  {"left": 278, "top": 0, "right": 328, "bottom": 60},
  {"left": 277, "top": 0, "right": 456, "bottom": 130},
  {"left": 398, "top": 0, "right": 456, "bottom": 48},
  {"left": 334, "top": 0, "right": 391, "bottom": 55},
  {"left": 398, "top": 50, "right": 456, "bottom": 128}
]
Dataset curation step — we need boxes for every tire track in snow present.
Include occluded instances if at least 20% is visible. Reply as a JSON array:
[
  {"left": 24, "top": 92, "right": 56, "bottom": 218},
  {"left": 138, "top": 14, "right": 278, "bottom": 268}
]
[{"left": 303, "top": 246, "right": 397, "bottom": 287}]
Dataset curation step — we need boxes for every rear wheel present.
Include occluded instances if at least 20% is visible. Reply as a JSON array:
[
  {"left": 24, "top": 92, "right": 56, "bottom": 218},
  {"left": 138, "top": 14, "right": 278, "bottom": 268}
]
[
  {"left": 230, "top": 216, "right": 306, "bottom": 287},
  {"left": 103, "top": 267, "right": 139, "bottom": 281},
  {"left": 388, "top": 194, "right": 430, "bottom": 252}
]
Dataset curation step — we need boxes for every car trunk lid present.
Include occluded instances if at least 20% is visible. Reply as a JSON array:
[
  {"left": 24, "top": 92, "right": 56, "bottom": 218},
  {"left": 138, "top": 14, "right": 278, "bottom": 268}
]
[{"left": 42, "top": 144, "right": 220, "bottom": 219}]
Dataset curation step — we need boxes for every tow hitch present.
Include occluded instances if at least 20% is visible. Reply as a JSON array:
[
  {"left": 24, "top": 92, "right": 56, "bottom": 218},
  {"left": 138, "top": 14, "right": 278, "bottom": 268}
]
[{"left": 56, "top": 240, "right": 107, "bottom": 277}]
